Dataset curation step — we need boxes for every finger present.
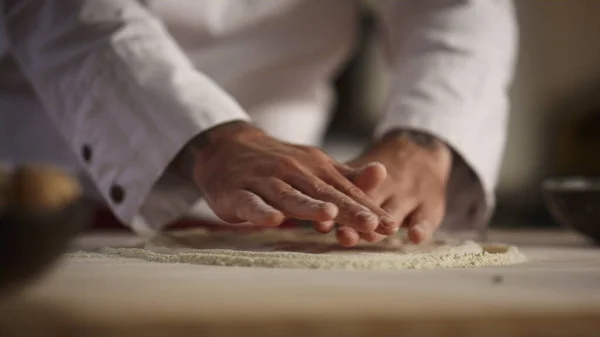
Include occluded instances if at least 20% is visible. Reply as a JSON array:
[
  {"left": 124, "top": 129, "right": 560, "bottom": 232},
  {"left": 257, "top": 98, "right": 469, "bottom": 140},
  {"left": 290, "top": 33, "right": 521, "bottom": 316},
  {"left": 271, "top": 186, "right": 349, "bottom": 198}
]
[
  {"left": 346, "top": 162, "right": 387, "bottom": 194},
  {"left": 230, "top": 190, "right": 286, "bottom": 227},
  {"left": 336, "top": 226, "right": 386, "bottom": 244},
  {"left": 324, "top": 171, "right": 397, "bottom": 232},
  {"left": 290, "top": 175, "right": 382, "bottom": 233},
  {"left": 359, "top": 231, "right": 387, "bottom": 243},
  {"left": 313, "top": 220, "right": 335, "bottom": 234},
  {"left": 404, "top": 201, "right": 446, "bottom": 244},
  {"left": 336, "top": 226, "right": 360, "bottom": 247},
  {"left": 407, "top": 221, "right": 432, "bottom": 245},
  {"left": 331, "top": 162, "right": 389, "bottom": 235},
  {"left": 375, "top": 196, "right": 417, "bottom": 235},
  {"left": 252, "top": 178, "right": 338, "bottom": 222}
]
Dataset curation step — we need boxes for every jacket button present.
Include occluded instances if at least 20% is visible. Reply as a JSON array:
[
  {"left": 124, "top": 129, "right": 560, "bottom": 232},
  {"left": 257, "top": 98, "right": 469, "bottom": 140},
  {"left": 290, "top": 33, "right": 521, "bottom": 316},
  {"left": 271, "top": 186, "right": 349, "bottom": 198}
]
[
  {"left": 110, "top": 185, "right": 125, "bottom": 204},
  {"left": 81, "top": 144, "right": 92, "bottom": 163}
]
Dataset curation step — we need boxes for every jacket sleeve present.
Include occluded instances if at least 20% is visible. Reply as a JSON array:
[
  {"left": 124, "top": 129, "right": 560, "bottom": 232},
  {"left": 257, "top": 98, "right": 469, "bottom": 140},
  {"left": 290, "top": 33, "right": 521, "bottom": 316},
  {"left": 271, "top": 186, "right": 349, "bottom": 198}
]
[
  {"left": 0, "top": 0, "right": 250, "bottom": 233},
  {"left": 374, "top": 0, "right": 518, "bottom": 229}
]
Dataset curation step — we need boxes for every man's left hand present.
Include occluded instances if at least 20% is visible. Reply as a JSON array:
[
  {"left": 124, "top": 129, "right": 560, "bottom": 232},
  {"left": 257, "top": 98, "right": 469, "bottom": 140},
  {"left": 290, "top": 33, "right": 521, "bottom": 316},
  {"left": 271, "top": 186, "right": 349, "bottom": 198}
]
[{"left": 315, "top": 130, "right": 453, "bottom": 247}]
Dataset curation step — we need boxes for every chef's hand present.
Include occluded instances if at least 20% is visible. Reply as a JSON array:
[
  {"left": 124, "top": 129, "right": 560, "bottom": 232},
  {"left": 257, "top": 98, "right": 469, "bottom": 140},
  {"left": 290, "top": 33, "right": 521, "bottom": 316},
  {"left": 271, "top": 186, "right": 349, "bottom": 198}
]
[
  {"left": 314, "top": 130, "right": 452, "bottom": 246},
  {"left": 171, "top": 121, "right": 396, "bottom": 233}
]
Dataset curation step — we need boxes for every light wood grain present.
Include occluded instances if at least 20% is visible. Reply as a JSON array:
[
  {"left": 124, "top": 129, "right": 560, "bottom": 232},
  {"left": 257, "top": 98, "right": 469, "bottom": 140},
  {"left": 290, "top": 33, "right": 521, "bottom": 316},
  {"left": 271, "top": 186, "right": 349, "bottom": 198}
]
[{"left": 1, "top": 230, "right": 599, "bottom": 336}]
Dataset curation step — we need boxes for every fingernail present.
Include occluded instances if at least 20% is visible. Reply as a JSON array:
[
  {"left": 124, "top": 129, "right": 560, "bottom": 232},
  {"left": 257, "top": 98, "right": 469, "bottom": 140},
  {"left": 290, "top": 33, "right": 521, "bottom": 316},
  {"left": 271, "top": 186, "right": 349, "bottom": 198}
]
[
  {"left": 381, "top": 216, "right": 397, "bottom": 229},
  {"left": 356, "top": 211, "right": 377, "bottom": 223},
  {"left": 385, "top": 225, "right": 399, "bottom": 235},
  {"left": 364, "top": 162, "right": 379, "bottom": 169}
]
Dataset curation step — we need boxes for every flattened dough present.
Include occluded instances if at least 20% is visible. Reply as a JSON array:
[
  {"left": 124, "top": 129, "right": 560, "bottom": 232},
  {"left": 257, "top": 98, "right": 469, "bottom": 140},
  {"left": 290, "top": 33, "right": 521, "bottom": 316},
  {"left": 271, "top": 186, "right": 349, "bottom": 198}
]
[{"left": 90, "top": 229, "right": 527, "bottom": 270}]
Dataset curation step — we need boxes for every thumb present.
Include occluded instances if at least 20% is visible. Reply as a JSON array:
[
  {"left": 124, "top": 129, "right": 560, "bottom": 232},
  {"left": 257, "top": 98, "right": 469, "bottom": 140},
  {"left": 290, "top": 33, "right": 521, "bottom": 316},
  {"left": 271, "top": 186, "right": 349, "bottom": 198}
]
[{"left": 347, "top": 162, "right": 387, "bottom": 194}]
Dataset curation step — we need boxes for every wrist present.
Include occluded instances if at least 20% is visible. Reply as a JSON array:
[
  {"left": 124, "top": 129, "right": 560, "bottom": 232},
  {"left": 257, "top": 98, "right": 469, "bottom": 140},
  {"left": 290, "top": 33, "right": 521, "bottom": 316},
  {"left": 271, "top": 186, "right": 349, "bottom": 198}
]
[
  {"left": 379, "top": 129, "right": 448, "bottom": 152},
  {"left": 371, "top": 129, "right": 453, "bottom": 169},
  {"left": 195, "top": 121, "right": 263, "bottom": 160},
  {"left": 169, "top": 121, "right": 264, "bottom": 182}
]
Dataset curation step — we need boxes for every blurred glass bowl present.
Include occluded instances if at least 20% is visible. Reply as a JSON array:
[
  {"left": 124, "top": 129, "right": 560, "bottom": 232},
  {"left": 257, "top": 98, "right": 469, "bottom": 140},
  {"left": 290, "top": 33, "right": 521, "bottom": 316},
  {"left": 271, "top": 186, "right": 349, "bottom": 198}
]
[{"left": 542, "top": 177, "right": 600, "bottom": 245}]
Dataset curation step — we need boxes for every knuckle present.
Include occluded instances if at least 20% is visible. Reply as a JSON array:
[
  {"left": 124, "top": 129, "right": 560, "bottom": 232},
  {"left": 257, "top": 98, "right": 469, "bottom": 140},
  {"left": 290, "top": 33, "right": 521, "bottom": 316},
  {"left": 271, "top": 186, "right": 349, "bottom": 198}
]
[
  {"left": 277, "top": 188, "right": 297, "bottom": 203},
  {"left": 234, "top": 191, "right": 255, "bottom": 205},
  {"left": 291, "top": 193, "right": 312, "bottom": 206},
  {"left": 267, "top": 179, "right": 296, "bottom": 199},
  {"left": 314, "top": 182, "right": 334, "bottom": 197},
  {"left": 306, "top": 146, "right": 328, "bottom": 160},
  {"left": 307, "top": 179, "right": 325, "bottom": 194},
  {"left": 263, "top": 178, "right": 295, "bottom": 201},
  {"left": 263, "top": 177, "right": 283, "bottom": 189},
  {"left": 314, "top": 165, "right": 336, "bottom": 179},
  {"left": 277, "top": 156, "right": 301, "bottom": 170},
  {"left": 246, "top": 177, "right": 266, "bottom": 191},
  {"left": 339, "top": 182, "right": 363, "bottom": 198}
]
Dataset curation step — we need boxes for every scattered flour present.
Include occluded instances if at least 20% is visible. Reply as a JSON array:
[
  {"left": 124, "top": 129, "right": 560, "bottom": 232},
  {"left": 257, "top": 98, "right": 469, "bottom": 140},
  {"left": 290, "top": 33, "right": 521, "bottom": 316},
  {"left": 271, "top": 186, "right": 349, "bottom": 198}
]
[{"left": 67, "top": 229, "right": 527, "bottom": 270}]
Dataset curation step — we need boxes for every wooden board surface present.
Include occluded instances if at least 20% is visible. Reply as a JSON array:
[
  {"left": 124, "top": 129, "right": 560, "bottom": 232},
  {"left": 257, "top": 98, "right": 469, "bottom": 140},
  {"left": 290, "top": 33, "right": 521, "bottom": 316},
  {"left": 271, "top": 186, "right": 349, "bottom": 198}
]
[{"left": 1, "top": 230, "right": 600, "bottom": 337}]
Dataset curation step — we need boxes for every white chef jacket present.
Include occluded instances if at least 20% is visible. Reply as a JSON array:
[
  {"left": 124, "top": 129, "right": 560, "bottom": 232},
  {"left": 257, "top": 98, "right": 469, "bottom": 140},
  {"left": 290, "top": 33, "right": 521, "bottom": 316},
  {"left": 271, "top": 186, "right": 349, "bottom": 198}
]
[{"left": 0, "top": 0, "right": 517, "bottom": 234}]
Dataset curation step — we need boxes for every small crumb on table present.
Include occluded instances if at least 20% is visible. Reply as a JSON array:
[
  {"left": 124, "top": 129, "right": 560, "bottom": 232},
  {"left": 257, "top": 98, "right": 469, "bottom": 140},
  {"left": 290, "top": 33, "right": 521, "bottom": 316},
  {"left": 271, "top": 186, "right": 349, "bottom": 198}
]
[{"left": 491, "top": 274, "right": 504, "bottom": 284}]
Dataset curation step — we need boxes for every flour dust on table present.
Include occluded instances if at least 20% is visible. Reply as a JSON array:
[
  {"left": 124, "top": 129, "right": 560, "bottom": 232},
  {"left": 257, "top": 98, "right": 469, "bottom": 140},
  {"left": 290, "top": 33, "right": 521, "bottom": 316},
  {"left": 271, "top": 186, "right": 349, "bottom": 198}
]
[{"left": 68, "top": 229, "right": 527, "bottom": 270}]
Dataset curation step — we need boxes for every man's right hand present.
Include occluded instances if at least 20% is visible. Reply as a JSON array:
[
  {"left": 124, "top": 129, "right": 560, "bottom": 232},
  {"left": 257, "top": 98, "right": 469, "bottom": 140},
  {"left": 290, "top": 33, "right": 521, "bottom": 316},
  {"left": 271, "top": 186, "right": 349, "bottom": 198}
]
[{"left": 172, "top": 121, "right": 397, "bottom": 234}]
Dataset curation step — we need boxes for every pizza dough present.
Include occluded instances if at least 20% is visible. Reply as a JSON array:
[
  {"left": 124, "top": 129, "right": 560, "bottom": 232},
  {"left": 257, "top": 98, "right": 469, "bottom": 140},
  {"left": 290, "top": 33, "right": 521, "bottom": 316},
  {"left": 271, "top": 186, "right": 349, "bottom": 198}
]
[{"left": 76, "top": 229, "right": 527, "bottom": 270}]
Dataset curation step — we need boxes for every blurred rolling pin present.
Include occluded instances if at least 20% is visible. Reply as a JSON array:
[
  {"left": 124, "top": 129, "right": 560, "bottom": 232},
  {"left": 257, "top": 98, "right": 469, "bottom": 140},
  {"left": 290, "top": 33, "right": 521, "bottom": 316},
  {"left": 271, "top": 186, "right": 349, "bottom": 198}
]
[{"left": 0, "top": 165, "right": 91, "bottom": 297}]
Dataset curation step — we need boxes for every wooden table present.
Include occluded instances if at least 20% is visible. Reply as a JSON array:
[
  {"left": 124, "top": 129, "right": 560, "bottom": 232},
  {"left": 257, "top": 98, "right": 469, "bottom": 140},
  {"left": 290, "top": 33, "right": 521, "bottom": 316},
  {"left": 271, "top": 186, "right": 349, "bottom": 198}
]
[{"left": 1, "top": 229, "right": 599, "bottom": 337}]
